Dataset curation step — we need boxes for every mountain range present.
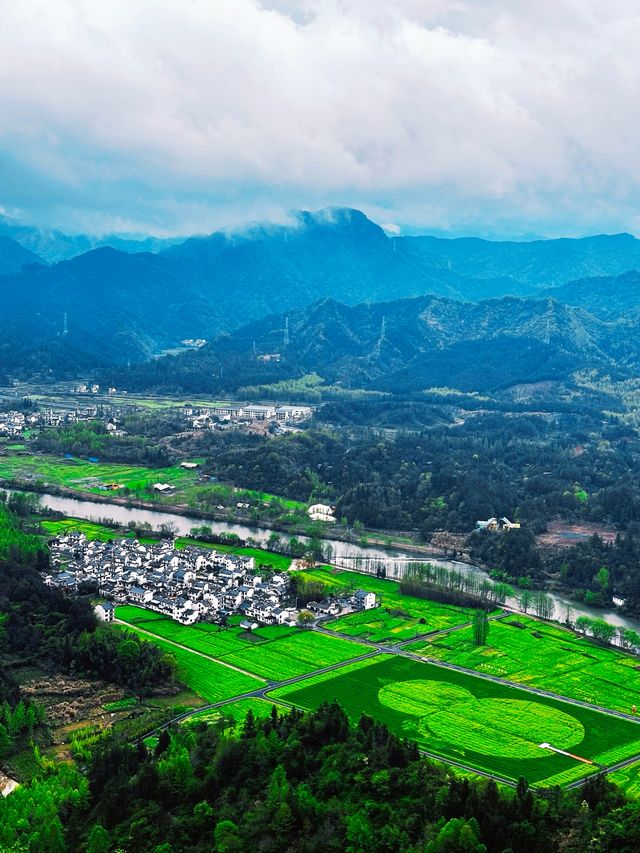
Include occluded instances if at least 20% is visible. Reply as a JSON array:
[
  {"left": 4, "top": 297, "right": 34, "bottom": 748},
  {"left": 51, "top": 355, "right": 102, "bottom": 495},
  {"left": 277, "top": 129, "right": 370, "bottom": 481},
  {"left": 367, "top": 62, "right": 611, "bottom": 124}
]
[
  {"left": 1, "top": 207, "right": 640, "bottom": 386},
  {"left": 114, "top": 292, "right": 640, "bottom": 396}
]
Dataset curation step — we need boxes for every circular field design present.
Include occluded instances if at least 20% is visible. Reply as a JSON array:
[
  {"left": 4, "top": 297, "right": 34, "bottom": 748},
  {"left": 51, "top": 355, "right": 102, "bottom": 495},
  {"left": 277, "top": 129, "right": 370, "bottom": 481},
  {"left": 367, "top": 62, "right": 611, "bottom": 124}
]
[
  {"left": 424, "top": 697, "right": 585, "bottom": 759},
  {"left": 379, "top": 680, "right": 473, "bottom": 716},
  {"left": 378, "top": 680, "right": 586, "bottom": 761}
]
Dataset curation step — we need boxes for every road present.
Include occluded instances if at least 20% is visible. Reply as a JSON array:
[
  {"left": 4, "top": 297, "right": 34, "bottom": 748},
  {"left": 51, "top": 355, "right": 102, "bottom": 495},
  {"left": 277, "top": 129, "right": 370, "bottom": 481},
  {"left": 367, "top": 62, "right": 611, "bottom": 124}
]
[{"left": 129, "top": 617, "right": 640, "bottom": 791}]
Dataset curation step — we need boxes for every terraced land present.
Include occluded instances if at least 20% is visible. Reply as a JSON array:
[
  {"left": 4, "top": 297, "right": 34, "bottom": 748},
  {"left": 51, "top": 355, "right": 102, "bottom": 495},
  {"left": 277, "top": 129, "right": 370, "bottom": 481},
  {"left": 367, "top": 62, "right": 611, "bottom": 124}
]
[
  {"left": 407, "top": 615, "right": 640, "bottom": 714},
  {"left": 268, "top": 655, "right": 640, "bottom": 786},
  {"left": 116, "top": 606, "right": 369, "bottom": 680}
]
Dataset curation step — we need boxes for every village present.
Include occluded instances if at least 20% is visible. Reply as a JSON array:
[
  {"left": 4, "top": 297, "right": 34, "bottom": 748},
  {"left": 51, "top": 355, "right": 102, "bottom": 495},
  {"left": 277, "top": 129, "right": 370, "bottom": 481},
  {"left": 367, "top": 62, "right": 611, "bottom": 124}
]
[
  {"left": 0, "top": 398, "right": 313, "bottom": 439},
  {"left": 45, "top": 532, "right": 377, "bottom": 628},
  {"left": 0, "top": 405, "right": 126, "bottom": 437}
]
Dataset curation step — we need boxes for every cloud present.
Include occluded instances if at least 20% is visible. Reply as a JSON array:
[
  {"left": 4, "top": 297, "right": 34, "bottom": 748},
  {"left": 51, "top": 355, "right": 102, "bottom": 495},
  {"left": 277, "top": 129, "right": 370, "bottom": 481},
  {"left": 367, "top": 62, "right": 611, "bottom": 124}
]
[{"left": 0, "top": 0, "right": 639, "bottom": 236}]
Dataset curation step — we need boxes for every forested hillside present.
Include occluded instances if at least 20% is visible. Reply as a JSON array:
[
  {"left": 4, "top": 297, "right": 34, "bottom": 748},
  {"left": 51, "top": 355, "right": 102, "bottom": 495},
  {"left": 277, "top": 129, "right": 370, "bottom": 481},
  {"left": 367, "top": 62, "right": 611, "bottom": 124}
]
[
  {"left": 2, "top": 697, "right": 640, "bottom": 851},
  {"left": 115, "top": 292, "right": 640, "bottom": 395}
]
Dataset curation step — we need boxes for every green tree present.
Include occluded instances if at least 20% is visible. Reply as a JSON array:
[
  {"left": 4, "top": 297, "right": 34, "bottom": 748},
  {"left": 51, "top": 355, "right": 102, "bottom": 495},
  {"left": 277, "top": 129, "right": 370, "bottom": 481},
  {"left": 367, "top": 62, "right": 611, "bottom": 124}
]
[
  {"left": 86, "top": 823, "right": 111, "bottom": 853},
  {"left": 473, "top": 609, "right": 489, "bottom": 646},
  {"left": 426, "top": 817, "right": 486, "bottom": 852},
  {"left": 214, "top": 820, "right": 243, "bottom": 853}
]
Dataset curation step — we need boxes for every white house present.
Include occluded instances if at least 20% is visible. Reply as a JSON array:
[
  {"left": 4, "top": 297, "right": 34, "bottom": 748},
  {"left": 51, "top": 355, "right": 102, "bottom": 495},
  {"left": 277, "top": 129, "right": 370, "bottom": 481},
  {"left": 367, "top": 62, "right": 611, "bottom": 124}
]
[
  {"left": 308, "top": 503, "right": 336, "bottom": 523},
  {"left": 275, "top": 405, "right": 313, "bottom": 421},
  {"left": 94, "top": 601, "right": 115, "bottom": 622},
  {"left": 354, "top": 590, "right": 377, "bottom": 610}
]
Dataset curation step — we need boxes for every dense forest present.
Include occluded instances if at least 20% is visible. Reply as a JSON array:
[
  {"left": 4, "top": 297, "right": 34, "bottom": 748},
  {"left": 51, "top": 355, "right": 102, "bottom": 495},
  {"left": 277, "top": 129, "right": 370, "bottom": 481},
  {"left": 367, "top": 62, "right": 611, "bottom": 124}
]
[
  {"left": 190, "top": 411, "right": 640, "bottom": 537},
  {"left": 33, "top": 420, "right": 174, "bottom": 467},
  {"left": 2, "top": 700, "right": 640, "bottom": 851},
  {"left": 0, "top": 500, "right": 175, "bottom": 720}
]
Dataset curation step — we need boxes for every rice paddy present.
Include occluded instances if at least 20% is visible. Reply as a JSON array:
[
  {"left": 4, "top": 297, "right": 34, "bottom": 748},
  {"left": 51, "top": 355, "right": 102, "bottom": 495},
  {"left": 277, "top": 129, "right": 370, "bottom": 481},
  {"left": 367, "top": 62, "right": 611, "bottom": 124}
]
[
  {"left": 268, "top": 654, "right": 640, "bottom": 786},
  {"left": 408, "top": 614, "right": 640, "bottom": 715}
]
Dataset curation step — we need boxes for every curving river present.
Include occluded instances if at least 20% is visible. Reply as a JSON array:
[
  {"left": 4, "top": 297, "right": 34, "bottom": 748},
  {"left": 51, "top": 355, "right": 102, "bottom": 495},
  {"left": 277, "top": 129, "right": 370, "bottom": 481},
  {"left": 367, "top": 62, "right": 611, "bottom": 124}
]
[{"left": 29, "top": 490, "right": 640, "bottom": 634}]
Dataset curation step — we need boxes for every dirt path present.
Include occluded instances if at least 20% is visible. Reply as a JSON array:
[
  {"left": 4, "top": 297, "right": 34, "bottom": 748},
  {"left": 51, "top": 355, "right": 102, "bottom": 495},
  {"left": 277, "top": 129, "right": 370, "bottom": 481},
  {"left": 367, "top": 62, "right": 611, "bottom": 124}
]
[{"left": 114, "top": 619, "right": 267, "bottom": 683}]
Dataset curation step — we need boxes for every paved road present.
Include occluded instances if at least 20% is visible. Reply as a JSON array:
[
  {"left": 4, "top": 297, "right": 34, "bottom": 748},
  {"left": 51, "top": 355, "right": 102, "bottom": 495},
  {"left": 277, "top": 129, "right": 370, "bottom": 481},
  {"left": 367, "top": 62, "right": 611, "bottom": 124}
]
[{"left": 131, "top": 617, "right": 640, "bottom": 791}]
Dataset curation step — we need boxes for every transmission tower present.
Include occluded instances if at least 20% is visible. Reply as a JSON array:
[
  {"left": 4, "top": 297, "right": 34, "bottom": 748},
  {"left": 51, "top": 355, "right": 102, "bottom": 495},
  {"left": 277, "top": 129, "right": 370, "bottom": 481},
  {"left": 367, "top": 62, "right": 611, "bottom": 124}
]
[
  {"left": 283, "top": 317, "right": 290, "bottom": 347},
  {"left": 62, "top": 312, "right": 68, "bottom": 336}
]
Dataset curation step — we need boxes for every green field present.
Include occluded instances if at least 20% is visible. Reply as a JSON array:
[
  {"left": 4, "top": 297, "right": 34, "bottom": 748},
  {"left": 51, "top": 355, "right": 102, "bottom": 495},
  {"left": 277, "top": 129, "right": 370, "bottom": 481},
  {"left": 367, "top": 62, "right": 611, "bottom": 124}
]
[
  {"left": 608, "top": 760, "right": 640, "bottom": 798},
  {"left": 325, "top": 602, "right": 470, "bottom": 642},
  {"left": 115, "top": 623, "right": 263, "bottom": 703},
  {"left": 268, "top": 655, "right": 640, "bottom": 786},
  {"left": 0, "top": 453, "right": 197, "bottom": 499},
  {"left": 116, "top": 606, "right": 369, "bottom": 680},
  {"left": 40, "top": 518, "right": 132, "bottom": 542},
  {"left": 174, "top": 538, "right": 292, "bottom": 571},
  {"left": 0, "top": 452, "right": 307, "bottom": 521},
  {"left": 300, "top": 567, "right": 478, "bottom": 638},
  {"left": 183, "top": 697, "right": 280, "bottom": 728},
  {"left": 407, "top": 615, "right": 640, "bottom": 715}
]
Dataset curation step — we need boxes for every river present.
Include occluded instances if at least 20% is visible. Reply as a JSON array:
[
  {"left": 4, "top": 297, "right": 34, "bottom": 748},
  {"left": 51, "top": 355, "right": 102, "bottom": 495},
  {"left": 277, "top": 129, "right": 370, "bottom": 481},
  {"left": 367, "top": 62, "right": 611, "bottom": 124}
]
[{"left": 29, "top": 490, "right": 640, "bottom": 635}]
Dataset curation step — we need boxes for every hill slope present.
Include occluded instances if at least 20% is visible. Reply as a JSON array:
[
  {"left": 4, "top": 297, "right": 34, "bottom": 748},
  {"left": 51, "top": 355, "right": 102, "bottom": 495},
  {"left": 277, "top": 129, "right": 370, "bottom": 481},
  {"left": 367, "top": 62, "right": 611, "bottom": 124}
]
[{"left": 116, "top": 293, "right": 638, "bottom": 395}]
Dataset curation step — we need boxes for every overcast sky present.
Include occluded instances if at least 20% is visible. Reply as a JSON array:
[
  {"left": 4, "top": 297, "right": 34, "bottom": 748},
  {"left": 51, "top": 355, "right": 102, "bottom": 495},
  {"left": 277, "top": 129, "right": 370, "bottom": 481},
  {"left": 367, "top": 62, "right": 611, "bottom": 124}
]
[{"left": 1, "top": 0, "right": 640, "bottom": 238}]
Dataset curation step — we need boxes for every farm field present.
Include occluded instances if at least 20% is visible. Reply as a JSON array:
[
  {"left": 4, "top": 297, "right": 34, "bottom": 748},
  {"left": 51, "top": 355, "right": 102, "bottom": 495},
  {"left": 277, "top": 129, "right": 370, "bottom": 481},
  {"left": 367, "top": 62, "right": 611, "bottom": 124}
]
[
  {"left": 268, "top": 654, "right": 640, "bottom": 786},
  {"left": 608, "top": 760, "right": 640, "bottom": 798},
  {"left": 116, "top": 606, "right": 369, "bottom": 680},
  {"left": 115, "top": 623, "right": 263, "bottom": 703},
  {"left": 407, "top": 614, "right": 640, "bottom": 715},
  {"left": 325, "top": 602, "right": 471, "bottom": 643},
  {"left": 40, "top": 517, "right": 130, "bottom": 542},
  {"left": 183, "top": 697, "right": 280, "bottom": 728},
  {"left": 0, "top": 452, "right": 307, "bottom": 523},
  {"left": 300, "top": 567, "right": 479, "bottom": 636},
  {"left": 174, "top": 538, "right": 292, "bottom": 571},
  {"left": 0, "top": 453, "right": 198, "bottom": 499}
]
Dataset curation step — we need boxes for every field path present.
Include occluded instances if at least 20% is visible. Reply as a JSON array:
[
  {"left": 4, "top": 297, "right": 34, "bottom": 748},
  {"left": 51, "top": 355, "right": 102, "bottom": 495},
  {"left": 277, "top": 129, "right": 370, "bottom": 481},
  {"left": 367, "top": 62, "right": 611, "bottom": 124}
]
[
  {"left": 114, "top": 618, "right": 267, "bottom": 683},
  {"left": 129, "top": 620, "right": 640, "bottom": 792}
]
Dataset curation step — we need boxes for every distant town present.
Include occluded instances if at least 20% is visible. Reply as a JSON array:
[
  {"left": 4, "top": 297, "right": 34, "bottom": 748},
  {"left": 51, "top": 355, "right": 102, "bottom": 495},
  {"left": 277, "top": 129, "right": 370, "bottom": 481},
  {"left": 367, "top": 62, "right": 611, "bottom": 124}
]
[{"left": 0, "top": 396, "right": 313, "bottom": 439}]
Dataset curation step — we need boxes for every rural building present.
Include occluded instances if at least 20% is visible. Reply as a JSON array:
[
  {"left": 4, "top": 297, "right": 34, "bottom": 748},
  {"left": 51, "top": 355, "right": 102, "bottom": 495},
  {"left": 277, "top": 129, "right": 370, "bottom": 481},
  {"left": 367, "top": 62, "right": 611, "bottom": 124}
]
[
  {"left": 353, "top": 590, "right": 377, "bottom": 610},
  {"left": 476, "top": 517, "right": 521, "bottom": 531},
  {"left": 242, "top": 404, "right": 276, "bottom": 420},
  {"left": 308, "top": 503, "right": 336, "bottom": 523},
  {"left": 94, "top": 601, "right": 115, "bottom": 622},
  {"left": 275, "top": 405, "right": 313, "bottom": 421}
]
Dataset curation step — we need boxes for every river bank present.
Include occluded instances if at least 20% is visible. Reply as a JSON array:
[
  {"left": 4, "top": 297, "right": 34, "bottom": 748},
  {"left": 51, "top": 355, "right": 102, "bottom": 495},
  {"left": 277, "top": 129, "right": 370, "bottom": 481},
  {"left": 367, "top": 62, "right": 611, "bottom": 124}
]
[
  {"left": 16, "top": 486, "right": 640, "bottom": 636},
  {"left": 0, "top": 477, "right": 444, "bottom": 558}
]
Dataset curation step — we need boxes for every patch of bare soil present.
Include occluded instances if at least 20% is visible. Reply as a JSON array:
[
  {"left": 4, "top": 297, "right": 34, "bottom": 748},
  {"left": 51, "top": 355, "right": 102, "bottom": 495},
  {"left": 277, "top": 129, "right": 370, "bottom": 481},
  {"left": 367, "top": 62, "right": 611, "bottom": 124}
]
[
  {"left": 21, "top": 675, "right": 125, "bottom": 727},
  {"left": 537, "top": 521, "right": 617, "bottom": 547}
]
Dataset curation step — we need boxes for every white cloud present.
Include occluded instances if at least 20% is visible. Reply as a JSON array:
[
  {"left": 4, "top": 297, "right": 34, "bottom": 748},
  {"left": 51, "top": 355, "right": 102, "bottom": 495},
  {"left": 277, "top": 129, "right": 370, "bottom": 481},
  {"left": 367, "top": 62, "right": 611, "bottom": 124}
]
[{"left": 0, "top": 0, "right": 639, "bottom": 236}]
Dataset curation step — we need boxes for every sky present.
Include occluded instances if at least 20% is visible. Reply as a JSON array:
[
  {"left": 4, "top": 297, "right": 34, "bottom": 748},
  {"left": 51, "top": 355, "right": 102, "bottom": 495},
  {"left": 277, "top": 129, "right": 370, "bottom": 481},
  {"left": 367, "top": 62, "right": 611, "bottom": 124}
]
[{"left": 1, "top": 0, "right": 640, "bottom": 238}]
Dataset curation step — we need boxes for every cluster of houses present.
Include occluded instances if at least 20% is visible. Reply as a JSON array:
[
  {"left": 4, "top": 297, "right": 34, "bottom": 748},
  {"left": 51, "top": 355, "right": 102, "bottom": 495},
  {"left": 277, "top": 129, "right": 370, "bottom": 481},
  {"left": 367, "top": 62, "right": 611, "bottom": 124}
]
[
  {"left": 0, "top": 405, "right": 127, "bottom": 436},
  {"left": 45, "top": 532, "right": 299, "bottom": 626},
  {"left": 45, "top": 531, "right": 379, "bottom": 629},
  {"left": 0, "top": 410, "right": 34, "bottom": 437},
  {"left": 186, "top": 403, "right": 313, "bottom": 430}
]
